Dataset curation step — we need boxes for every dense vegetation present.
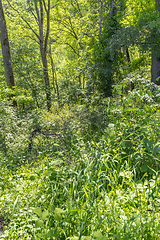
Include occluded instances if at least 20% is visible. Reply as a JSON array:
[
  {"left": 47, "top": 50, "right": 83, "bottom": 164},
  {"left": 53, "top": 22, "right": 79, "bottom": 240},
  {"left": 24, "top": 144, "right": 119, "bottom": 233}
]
[{"left": 0, "top": 0, "right": 160, "bottom": 239}]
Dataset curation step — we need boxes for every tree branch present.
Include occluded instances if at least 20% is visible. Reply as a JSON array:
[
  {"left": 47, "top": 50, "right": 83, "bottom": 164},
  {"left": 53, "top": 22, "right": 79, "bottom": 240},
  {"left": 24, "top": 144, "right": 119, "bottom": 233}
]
[
  {"left": 6, "top": 0, "right": 40, "bottom": 41},
  {"left": 30, "top": 9, "right": 39, "bottom": 25},
  {"left": 23, "top": 35, "right": 39, "bottom": 44},
  {"left": 110, "top": 0, "right": 114, "bottom": 18},
  {"left": 65, "top": 42, "right": 81, "bottom": 57},
  {"left": 44, "top": 0, "right": 50, "bottom": 52},
  {"left": 140, "top": 2, "right": 146, "bottom": 14},
  {"left": 68, "top": 16, "right": 82, "bottom": 49},
  {"left": 43, "top": 0, "right": 47, "bottom": 13},
  {"left": 99, "top": 0, "right": 105, "bottom": 37}
]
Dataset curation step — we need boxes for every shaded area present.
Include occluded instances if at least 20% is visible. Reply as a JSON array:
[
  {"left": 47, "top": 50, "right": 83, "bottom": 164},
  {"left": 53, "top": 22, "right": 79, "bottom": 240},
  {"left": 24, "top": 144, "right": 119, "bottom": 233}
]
[{"left": 0, "top": 217, "right": 10, "bottom": 233}]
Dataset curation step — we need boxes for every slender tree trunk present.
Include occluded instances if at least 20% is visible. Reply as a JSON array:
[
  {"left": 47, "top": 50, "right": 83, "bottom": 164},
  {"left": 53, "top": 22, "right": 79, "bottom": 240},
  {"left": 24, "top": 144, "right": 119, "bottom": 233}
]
[
  {"left": 99, "top": 0, "right": 105, "bottom": 37},
  {"left": 48, "top": 40, "right": 60, "bottom": 101},
  {"left": 110, "top": 0, "right": 114, "bottom": 18},
  {"left": 0, "top": 0, "right": 15, "bottom": 87},
  {"left": 124, "top": 47, "right": 130, "bottom": 63},
  {"left": 151, "top": 0, "right": 160, "bottom": 85},
  {"left": 49, "top": 50, "right": 60, "bottom": 102},
  {"left": 41, "top": 49, "right": 52, "bottom": 110},
  {"left": 5, "top": 0, "right": 52, "bottom": 109},
  {"left": 151, "top": 56, "right": 160, "bottom": 85},
  {"left": 36, "top": 0, "right": 51, "bottom": 111},
  {"left": 0, "top": 0, "right": 17, "bottom": 107}
]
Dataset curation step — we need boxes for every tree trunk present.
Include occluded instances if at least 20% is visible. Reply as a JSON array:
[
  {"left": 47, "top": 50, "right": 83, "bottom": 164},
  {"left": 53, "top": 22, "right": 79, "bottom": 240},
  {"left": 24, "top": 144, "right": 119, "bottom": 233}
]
[
  {"left": 0, "top": 0, "right": 15, "bottom": 87},
  {"left": 5, "top": 0, "right": 52, "bottom": 109},
  {"left": 151, "top": 0, "right": 160, "bottom": 85},
  {"left": 41, "top": 49, "right": 52, "bottom": 111},
  {"left": 151, "top": 56, "right": 160, "bottom": 85},
  {"left": 123, "top": 47, "right": 130, "bottom": 63},
  {"left": 38, "top": 0, "right": 51, "bottom": 111},
  {"left": 48, "top": 42, "right": 60, "bottom": 103},
  {"left": 99, "top": 0, "right": 105, "bottom": 37}
]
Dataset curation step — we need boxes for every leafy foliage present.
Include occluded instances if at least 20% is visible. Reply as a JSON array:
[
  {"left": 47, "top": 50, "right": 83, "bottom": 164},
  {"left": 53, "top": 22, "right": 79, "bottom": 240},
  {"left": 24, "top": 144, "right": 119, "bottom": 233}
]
[
  {"left": 0, "top": 0, "right": 160, "bottom": 239},
  {"left": 0, "top": 77, "right": 160, "bottom": 239}
]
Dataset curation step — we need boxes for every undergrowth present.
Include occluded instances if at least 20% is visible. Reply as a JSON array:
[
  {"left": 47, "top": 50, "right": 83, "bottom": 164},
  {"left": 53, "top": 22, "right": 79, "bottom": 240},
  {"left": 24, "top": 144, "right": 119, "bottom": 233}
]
[{"left": 0, "top": 77, "right": 160, "bottom": 239}]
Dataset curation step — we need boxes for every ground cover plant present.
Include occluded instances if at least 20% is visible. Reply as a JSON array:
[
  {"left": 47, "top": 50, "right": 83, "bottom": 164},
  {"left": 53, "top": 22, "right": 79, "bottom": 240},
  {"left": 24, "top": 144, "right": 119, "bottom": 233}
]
[
  {"left": 0, "top": 77, "right": 160, "bottom": 239},
  {"left": 1, "top": 0, "right": 160, "bottom": 239}
]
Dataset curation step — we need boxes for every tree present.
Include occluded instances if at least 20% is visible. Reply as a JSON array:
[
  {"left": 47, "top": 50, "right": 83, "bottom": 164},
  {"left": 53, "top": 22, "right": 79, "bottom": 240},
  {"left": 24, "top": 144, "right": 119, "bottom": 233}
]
[
  {"left": 0, "top": 0, "right": 15, "bottom": 87},
  {"left": 6, "top": 0, "right": 52, "bottom": 111},
  {"left": 89, "top": 0, "right": 126, "bottom": 97},
  {"left": 122, "top": 0, "right": 160, "bottom": 85},
  {"left": 151, "top": 0, "right": 160, "bottom": 85},
  {"left": 34, "top": 0, "right": 52, "bottom": 110},
  {"left": 0, "top": 0, "right": 17, "bottom": 107}
]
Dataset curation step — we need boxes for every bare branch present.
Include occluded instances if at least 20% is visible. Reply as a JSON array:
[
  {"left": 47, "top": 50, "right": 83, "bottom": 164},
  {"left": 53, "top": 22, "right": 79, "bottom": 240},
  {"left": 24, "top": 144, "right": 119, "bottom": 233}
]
[
  {"left": 75, "top": 0, "right": 83, "bottom": 17},
  {"left": 40, "top": 1, "right": 43, "bottom": 31},
  {"left": 38, "top": 1, "right": 43, "bottom": 47},
  {"left": 83, "top": 32, "right": 98, "bottom": 38},
  {"left": 23, "top": 35, "right": 39, "bottom": 44},
  {"left": 110, "top": 0, "right": 114, "bottom": 18},
  {"left": 30, "top": 10, "right": 39, "bottom": 25},
  {"left": 140, "top": 2, "right": 146, "bottom": 14},
  {"left": 70, "top": 0, "right": 83, "bottom": 17},
  {"left": 55, "top": 18, "right": 80, "bottom": 39},
  {"left": 43, "top": 0, "right": 47, "bottom": 13},
  {"left": 6, "top": 0, "right": 40, "bottom": 41},
  {"left": 99, "top": 0, "right": 105, "bottom": 37},
  {"left": 65, "top": 42, "right": 81, "bottom": 57},
  {"left": 44, "top": 0, "right": 50, "bottom": 52},
  {"left": 34, "top": 1, "right": 40, "bottom": 22},
  {"left": 68, "top": 16, "right": 82, "bottom": 49}
]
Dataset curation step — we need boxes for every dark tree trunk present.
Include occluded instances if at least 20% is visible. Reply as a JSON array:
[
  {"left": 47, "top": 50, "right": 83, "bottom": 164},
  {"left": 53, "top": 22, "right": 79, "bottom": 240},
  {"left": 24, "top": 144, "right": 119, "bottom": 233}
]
[
  {"left": 35, "top": 0, "right": 52, "bottom": 111},
  {"left": 0, "top": 0, "right": 15, "bottom": 87},
  {"left": 5, "top": 0, "right": 52, "bottom": 109},
  {"left": 124, "top": 47, "right": 130, "bottom": 63},
  {"left": 151, "top": 56, "right": 160, "bottom": 85},
  {"left": 0, "top": 0, "right": 17, "bottom": 107},
  {"left": 151, "top": 0, "right": 160, "bottom": 85},
  {"left": 41, "top": 50, "right": 52, "bottom": 111}
]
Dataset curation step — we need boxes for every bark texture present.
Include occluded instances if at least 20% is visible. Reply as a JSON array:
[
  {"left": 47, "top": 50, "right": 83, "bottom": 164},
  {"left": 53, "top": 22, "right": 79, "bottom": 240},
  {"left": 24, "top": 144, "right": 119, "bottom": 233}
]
[
  {"left": 6, "top": 0, "right": 52, "bottom": 110},
  {"left": 151, "top": 0, "right": 160, "bottom": 85},
  {"left": 0, "top": 0, "right": 15, "bottom": 87},
  {"left": 35, "top": 0, "right": 51, "bottom": 111}
]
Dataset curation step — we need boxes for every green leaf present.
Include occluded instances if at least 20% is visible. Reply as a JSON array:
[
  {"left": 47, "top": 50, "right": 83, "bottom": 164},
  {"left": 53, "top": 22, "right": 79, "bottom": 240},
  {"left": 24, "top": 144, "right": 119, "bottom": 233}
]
[
  {"left": 35, "top": 220, "right": 44, "bottom": 228},
  {"left": 32, "top": 208, "right": 42, "bottom": 218},
  {"left": 156, "top": 224, "right": 160, "bottom": 232},
  {"left": 54, "top": 208, "right": 64, "bottom": 221},
  {"left": 93, "top": 231, "right": 108, "bottom": 240},
  {"left": 49, "top": 172, "right": 57, "bottom": 180},
  {"left": 42, "top": 210, "right": 49, "bottom": 220},
  {"left": 152, "top": 145, "right": 160, "bottom": 155},
  {"left": 124, "top": 140, "right": 133, "bottom": 148},
  {"left": 141, "top": 163, "right": 148, "bottom": 172},
  {"left": 29, "top": 176, "right": 35, "bottom": 181},
  {"left": 54, "top": 208, "right": 64, "bottom": 214}
]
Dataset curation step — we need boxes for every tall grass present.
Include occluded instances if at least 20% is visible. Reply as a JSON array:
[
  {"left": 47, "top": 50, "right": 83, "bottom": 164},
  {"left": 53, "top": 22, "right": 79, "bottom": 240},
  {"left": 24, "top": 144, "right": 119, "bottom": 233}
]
[{"left": 0, "top": 77, "right": 160, "bottom": 239}]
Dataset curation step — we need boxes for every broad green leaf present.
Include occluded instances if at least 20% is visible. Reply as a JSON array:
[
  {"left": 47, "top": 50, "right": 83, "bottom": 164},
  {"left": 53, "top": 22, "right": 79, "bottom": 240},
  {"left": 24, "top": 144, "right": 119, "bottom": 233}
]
[
  {"left": 152, "top": 145, "right": 160, "bottom": 155},
  {"left": 124, "top": 140, "right": 133, "bottom": 148},
  {"left": 54, "top": 208, "right": 64, "bottom": 221},
  {"left": 156, "top": 224, "right": 160, "bottom": 232},
  {"left": 29, "top": 176, "right": 35, "bottom": 181},
  {"left": 35, "top": 220, "right": 44, "bottom": 228},
  {"left": 93, "top": 231, "right": 108, "bottom": 240},
  {"left": 141, "top": 163, "right": 148, "bottom": 172},
  {"left": 54, "top": 208, "right": 64, "bottom": 214},
  {"left": 32, "top": 208, "right": 42, "bottom": 218},
  {"left": 42, "top": 210, "right": 49, "bottom": 220}
]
